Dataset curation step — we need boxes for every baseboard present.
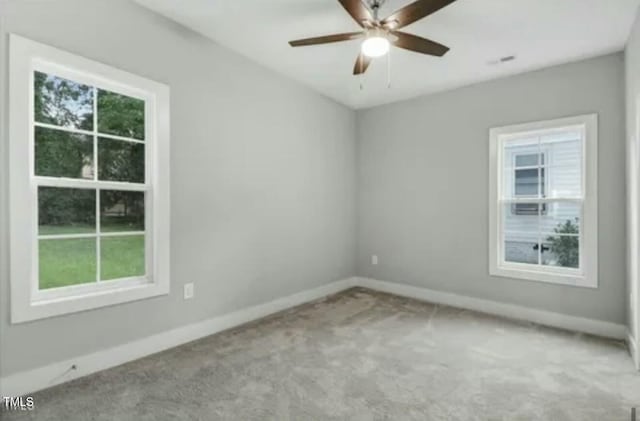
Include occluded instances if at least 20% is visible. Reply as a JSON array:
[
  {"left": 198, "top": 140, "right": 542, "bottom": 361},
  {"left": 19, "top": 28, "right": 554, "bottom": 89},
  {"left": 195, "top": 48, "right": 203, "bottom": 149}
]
[
  {"left": 0, "top": 277, "right": 359, "bottom": 397},
  {"left": 629, "top": 331, "right": 639, "bottom": 370},
  {"left": 1, "top": 275, "right": 630, "bottom": 396},
  {"left": 357, "top": 277, "right": 628, "bottom": 340}
]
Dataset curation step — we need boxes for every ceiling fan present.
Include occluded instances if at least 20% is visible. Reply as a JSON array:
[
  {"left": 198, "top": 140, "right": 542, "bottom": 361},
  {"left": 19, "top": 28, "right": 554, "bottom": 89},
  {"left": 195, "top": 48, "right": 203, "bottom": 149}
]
[{"left": 288, "top": 0, "right": 458, "bottom": 75}]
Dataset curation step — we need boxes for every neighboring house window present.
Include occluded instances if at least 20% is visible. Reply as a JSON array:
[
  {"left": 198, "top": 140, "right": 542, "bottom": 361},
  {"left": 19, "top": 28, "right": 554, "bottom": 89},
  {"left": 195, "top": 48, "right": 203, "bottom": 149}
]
[
  {"left": 512, "top": 152, "right": 547, "bottom": 216},
  {"left": 489, "top": 115, "right": 598, "bottom": 288},
  {"left": 9, "top": 35, "right": 170, "bottom": 322}
]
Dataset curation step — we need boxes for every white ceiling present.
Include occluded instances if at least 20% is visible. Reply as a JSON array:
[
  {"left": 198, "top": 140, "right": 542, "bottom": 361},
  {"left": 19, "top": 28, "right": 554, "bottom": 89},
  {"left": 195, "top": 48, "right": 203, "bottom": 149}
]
[{"left": 135, "top": 0, "right": 640, "bottom": 109}]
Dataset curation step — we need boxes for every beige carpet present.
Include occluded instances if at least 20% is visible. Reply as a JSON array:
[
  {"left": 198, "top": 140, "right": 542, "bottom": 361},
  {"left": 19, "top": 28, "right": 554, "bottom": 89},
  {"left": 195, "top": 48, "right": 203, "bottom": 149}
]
[{"left": 3, "top": 288, "right": 639, "bottom": 420}]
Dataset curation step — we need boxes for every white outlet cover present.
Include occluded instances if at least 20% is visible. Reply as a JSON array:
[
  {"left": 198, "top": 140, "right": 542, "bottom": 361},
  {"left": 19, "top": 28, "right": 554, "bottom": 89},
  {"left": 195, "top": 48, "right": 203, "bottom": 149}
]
[
  {"left": 372, "top": 255, "right": 378, "bottom": 265},
  {"left": 184, "top": 283, "right": 194, "bottom": 299}
]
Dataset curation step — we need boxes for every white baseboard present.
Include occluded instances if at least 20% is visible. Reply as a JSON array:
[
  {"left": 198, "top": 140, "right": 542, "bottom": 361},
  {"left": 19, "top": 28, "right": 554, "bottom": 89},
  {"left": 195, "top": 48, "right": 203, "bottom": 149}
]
[
  {"left": 629, "top": 332, "right": 639, "bottom": 370},
  {"left": 357, "top": 277, "right": 628, "bottom": 340},
  {"left": 1, "top": 275, "right": 630, "bottom": 396},
  {"left": 0, "top": 277, "right": 359, "bottom": 397}
]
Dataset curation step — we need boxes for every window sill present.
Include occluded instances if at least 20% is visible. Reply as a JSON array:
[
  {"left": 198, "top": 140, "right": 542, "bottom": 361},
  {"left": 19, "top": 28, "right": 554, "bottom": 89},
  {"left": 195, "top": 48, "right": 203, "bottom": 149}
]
[
  {"left": 490, "top": 263, "right": 597, "bottom": 288},
  {"left": 12, "top": 278, "right": 170, "bottom": 324}
]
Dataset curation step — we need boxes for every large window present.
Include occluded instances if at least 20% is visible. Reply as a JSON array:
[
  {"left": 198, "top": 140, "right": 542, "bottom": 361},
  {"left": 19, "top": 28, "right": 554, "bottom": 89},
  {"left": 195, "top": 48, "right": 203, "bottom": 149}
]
[
  {"left": 9, "top": 35, "right": 170, "bottom": 322},
  {"left": 489, "top": 115, "right": 598, "bottom": 287}
]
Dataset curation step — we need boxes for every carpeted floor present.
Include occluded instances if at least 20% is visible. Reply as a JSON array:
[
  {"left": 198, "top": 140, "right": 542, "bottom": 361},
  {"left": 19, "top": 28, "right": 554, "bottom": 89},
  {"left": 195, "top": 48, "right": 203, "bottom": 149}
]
[{"left": 3, "top": 287, "right": 640, "bottom": 420}]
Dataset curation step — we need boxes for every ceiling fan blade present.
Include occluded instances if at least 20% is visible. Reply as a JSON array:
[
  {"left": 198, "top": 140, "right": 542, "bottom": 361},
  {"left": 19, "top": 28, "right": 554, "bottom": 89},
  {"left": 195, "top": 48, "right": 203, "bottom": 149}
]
[
  {"left": 338, "top": 0, "right": 373, "bottom": 28},
  {"left": 382, "top": 0, "right": 458, "bottom": 29},
  {"left": 289, "top": 32, "right": 364, "bottom": 47},
  {"left": 391, "top": 31, "right": 449, "bottom": 56},
  {"left": 353, "top": 53, "right": 372, "bottom": 75}
]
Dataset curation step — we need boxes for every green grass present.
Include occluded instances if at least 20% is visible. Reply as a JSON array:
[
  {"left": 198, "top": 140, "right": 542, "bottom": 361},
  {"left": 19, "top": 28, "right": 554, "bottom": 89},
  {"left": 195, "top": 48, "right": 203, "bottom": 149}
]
[
  {"left": 39, "top": 238, "right": 96, "bottom": 289},
  {"left": 38, "top": 221, "right": 143, "bottom": 235},
  {"left": 39, "top": 230, "right": 144, "bottom": 290},
  {"left": 39, "top": 225, "right": 95, "bottom": 235},
  {"left": 101, "top": 236, "right": 145, "bottom": 281}
]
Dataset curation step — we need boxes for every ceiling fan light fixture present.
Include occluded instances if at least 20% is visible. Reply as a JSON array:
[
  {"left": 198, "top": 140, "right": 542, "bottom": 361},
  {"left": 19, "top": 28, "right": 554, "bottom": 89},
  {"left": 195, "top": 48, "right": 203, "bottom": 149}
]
[{"left": 362, "top": 36, "right": 390, "bottom": 58}]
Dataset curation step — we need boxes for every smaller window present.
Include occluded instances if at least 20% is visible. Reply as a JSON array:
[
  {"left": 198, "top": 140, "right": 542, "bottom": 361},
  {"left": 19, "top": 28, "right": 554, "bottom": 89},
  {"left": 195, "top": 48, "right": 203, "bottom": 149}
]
[{"left": 489, "top": 115, "right": 598, "bottom": 288}]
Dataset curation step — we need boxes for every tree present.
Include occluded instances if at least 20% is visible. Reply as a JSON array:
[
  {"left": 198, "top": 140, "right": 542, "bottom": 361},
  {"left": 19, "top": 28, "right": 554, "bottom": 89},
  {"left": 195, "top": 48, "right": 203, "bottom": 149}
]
[
  {"left": 97, "top": 90, "right": 144, "bottom": 140},
  {"left": 35, "top": 72, "right": 95, "bottom": 227},
  {"left": 35, "top": 72, "right": 145, "bottom": 229},
  {"left": 546, "top": 218, "right": 579, "bottom": 268},
  {"left": 96, "top": 90, "right": 145, "bottom": 229}
]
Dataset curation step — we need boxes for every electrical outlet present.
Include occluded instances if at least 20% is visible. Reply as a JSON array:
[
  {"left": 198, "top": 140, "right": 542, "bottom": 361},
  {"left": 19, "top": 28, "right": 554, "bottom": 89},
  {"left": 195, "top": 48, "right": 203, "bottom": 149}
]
[
  {"left": 371, "top": 255, "right": 378, "bottom": 265},
  {"left": 184, "top": 283, "right": 194, "bottom": 300}
]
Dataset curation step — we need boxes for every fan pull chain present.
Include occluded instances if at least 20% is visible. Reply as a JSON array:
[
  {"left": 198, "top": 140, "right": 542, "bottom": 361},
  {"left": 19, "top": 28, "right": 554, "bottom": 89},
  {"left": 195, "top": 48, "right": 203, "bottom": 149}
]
[
  {"left": 360, "top": 57, "right": 364, "bottom": 91},
  {"left": 387, "top": 47, "right": 392, "bottom": 89}
]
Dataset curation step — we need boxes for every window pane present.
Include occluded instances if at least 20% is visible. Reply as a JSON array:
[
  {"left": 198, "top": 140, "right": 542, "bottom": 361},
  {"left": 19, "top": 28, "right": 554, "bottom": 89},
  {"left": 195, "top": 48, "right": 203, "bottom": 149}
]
[
  {"left": 503, "top": 202, "right": 540, "bottom": 264},
  {"left": 515, "top": 153, "right": 539, "bottom": 167},
  {"left": 542, "top": 135, "right": 582, "bottom": 198},
  {"left": 39, "top": 238, "right": 96, "bottom": 289},
  {"left": 502, "top": 146, "right": 543, "bottom": 201},
  {"left": 34, "top": 71, "right": 94, "bottom": 130},
  {"left": 514, "top": 168, "right": 543, "bottom": 197},
  {"left": 100, "top": 235, "right": 145, "bottom": 280},
  {"left": 512, "top": 202, "right": 546, "bottom": 216},
  {"left": 504, "top": 231, "right": 539, "bottom": 265},
  {"left": 504, "top": 201, "right": 540, "bottom": 229},
  {"left": 540, "top": 202, "right": 581, "bottom": 235},
  {"left": 98, "top": 138, "right": 145, "bottom": 183},
  {"left": 506, "top": 135, "right": 539, "bottom": 148},
  {"left": 542, "top": 236, "right": 579, "bottom": 269},
  {"left": 38, "top": 187, "right": 96, "bottom": 235},
  {"left": 35, "top": 127, "right": 93, "bottom": 179},
  {"left": 546, "top": 165, "right": 582, "bottom": 198},
  {"left": 97, "top": 89, "right": 144, "bottom": 140},
  {"left": 100, "top": 190, "right": 145, "bottom": 232}
]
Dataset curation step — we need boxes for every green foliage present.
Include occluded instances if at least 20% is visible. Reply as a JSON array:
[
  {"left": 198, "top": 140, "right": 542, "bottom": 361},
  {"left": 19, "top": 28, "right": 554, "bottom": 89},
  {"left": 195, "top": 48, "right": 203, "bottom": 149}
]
[
  {"left": 38, "top": 187, "right": 95, "bottom": 229},
  {"left": 97, "top": 90, "right": 145, "bottom": 140},
  {"left": 34, "top": 71, "right": 94, "bottom": 130},
  {"left": 98, "top": 140, "right": 145, "bottom": 183},
  {"left": 34, "top": 72, "right": 94, "bottom": 185},
  {"left": 35, "top": 127, "right": 92, "bottom": 179},
  {"left": 34, "top": 72, "right": 145, "bottom": 227},
  {"left": 100, "top": 191, "right": 145, "bottom": 231},
  {"left": 546, "top": 218, "right": 579, "bottom": 268}
]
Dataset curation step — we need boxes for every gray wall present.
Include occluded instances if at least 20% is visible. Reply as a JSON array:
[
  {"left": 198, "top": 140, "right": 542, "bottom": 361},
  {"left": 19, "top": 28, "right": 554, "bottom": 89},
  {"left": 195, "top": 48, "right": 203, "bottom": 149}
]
[
  {"left": 0, "top": 0, "right": 631, "bottom": 380},
  {"left": 0, "top": 0, "right": 357, "bottom": 376},
  {"left": 357, "top": 53, "right": 627, "bottom": 324},
  {"left": 626, "top": 9, "right": 640, "bottom": 346}
]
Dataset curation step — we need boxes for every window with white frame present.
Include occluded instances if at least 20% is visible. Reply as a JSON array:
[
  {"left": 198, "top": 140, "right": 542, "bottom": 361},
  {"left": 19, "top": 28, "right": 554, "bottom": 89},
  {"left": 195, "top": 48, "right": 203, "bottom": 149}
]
[
  {"left": 9, "top": 35, "right": 170, "bottom": 322},
  {"left": 489, "top": 115, "right": 598, "bottom": 288}
]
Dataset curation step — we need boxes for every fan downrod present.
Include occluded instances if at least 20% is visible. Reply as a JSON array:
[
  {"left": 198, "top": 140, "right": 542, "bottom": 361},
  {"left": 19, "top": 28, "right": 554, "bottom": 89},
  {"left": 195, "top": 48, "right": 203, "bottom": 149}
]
[{"left": 368, "top": 0, "right": 386, "bottom": 21}]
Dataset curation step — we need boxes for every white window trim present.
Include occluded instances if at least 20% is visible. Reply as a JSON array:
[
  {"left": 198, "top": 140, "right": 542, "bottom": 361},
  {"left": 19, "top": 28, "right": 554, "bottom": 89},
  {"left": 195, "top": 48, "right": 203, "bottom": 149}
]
[
  {"left": 9, "top": 34, "right": 171, "bottom": 323},
  {"left": 489, "top": 114, "right": 598, "bottom": 288}
]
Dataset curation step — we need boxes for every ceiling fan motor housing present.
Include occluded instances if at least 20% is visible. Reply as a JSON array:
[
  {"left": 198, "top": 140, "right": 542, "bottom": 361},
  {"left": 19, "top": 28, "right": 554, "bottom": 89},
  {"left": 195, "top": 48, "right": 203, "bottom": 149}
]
[{"left": 366, "top": 27, "right": 388, "bottom": 40}]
